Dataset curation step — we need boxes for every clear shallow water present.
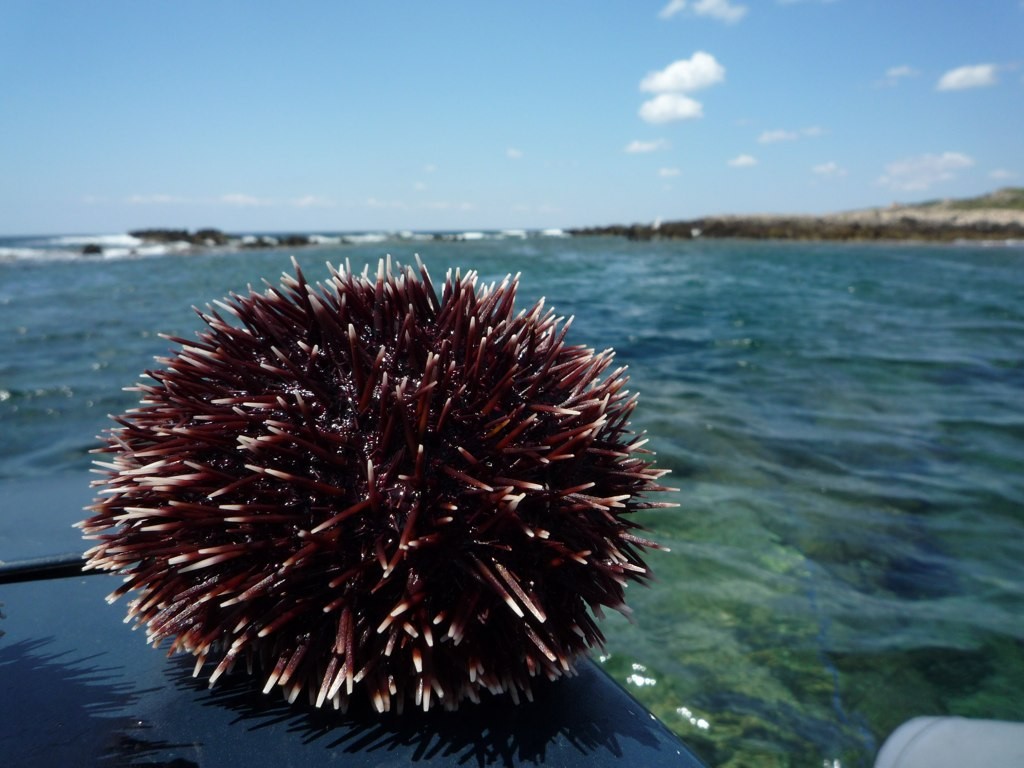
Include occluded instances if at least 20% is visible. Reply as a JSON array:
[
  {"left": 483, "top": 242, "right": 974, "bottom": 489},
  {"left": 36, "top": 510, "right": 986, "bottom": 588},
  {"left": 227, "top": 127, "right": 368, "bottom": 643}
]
[{"left": 1, "top": 236, "right": 1022, "bottom": 766}]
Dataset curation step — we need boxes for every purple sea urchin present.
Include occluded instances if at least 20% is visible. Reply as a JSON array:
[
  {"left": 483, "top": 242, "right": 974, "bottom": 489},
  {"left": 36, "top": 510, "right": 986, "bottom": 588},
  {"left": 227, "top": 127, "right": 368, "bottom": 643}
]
[{"left": 79, "top": 257, "right": 673, "bottom": 713}]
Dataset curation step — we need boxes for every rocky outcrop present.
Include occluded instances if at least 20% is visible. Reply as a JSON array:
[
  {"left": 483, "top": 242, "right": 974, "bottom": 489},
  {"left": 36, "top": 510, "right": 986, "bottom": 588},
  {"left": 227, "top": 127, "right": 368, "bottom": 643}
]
[
  {"left": 129, "top": 228, "right": 231, "bottom": 246},
  {"left": 238, "top": 234, "right": 314, "bottom": 249},
  {"left": 128, "top": 229, "right": 317, "bottom": 250},
  {"left": 193, "top": 228, "right": 231, "bottom": 246}
]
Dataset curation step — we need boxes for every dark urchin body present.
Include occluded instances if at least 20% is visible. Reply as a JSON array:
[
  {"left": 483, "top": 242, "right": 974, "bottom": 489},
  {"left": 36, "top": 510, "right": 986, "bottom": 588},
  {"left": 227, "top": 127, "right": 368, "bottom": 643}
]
[{"left": 80, "top": 257, "right": 672, "bottom": 712}]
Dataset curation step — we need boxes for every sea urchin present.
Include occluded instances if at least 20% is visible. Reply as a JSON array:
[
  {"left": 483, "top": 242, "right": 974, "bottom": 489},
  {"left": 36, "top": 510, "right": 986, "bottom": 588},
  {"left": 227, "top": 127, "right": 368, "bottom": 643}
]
[{"left": 79, "top": 257, "right": 673, "bottom": 713}]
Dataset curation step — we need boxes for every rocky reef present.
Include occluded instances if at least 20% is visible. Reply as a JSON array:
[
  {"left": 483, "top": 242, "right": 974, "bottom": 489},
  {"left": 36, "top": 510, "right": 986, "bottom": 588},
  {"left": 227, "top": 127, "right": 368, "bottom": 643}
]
[
  {"left": 239, "top": 234, "right": 315, "bottom": 249},
  {"left": 124, "top": 229, "right": 322, "bottom": 250},
  {"left": 129, "top": 228, "right": 232, "bottom": 246}
]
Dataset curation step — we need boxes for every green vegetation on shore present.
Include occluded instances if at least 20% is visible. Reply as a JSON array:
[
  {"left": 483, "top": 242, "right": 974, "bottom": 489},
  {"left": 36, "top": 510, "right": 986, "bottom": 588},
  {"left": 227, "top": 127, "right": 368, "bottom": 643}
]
[{"left": 914, "top": 187, "right": 1024, "bottom": 212}]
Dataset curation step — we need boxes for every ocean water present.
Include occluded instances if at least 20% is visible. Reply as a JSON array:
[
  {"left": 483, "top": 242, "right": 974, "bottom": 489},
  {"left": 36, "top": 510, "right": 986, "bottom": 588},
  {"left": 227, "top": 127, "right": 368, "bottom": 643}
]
[{"left": 1, "top": 233, "right": 1022, "bottom": 766}]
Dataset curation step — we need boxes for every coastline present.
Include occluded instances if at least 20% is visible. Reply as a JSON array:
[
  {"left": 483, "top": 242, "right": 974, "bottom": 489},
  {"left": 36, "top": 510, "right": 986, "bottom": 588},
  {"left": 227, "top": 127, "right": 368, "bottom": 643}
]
[
  {"left": 568, "top": 208, "right": 1024, "bottom": 243},
  {"left": 129, "top": 208, "right": 1024, "bottom": 254},
  {"left": 569, "top": 188, "right": 1024, "bottom": 243},
  {"left": 8, "top": 191, "right": 1024, "bottom": 261}
]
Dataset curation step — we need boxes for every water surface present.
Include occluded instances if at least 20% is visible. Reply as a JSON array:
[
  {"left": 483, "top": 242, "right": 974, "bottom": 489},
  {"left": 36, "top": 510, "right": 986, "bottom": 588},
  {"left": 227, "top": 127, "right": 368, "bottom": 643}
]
[{"left": 2, "top": 236, "right": 1022, "bottom": 766}]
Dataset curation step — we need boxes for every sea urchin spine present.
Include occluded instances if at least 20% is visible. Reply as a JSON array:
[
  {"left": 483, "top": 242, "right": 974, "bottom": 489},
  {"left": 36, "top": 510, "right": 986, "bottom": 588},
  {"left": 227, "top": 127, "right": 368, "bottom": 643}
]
[{"left": 79, "top": 256, "right": 674, "bottom": 712}]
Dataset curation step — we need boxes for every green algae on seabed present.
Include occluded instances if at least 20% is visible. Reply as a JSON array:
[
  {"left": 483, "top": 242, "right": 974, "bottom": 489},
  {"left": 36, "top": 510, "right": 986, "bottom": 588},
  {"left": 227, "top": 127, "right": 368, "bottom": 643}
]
[{"left": 600, "top": 493, "right": 878, "bottom": 767}]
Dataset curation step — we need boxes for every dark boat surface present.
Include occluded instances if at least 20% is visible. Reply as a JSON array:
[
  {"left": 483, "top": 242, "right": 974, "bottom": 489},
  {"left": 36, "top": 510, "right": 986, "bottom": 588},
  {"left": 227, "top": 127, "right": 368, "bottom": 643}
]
[{"left": 0, "top": 474, "right": 707, "bottom": 767}]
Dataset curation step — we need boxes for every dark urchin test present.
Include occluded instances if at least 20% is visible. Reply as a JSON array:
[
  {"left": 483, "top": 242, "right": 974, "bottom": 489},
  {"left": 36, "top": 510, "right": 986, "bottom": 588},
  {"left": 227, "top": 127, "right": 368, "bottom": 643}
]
[{"left": 78, "top": 256, "right": 674, "bottom": 713}]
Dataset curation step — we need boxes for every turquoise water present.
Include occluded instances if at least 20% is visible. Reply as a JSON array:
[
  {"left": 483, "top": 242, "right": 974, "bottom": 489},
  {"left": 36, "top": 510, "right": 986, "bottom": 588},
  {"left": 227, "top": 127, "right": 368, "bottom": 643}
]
[{"left": 2, "top": 236, "right": 1023, "bottom": 766}]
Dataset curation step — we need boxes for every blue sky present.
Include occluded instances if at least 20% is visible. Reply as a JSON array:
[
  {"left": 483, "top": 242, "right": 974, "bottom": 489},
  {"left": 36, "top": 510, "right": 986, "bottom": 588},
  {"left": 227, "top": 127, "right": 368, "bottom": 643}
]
[{"left": 2, "top": 0, "right": 1022, "bottom": 234}]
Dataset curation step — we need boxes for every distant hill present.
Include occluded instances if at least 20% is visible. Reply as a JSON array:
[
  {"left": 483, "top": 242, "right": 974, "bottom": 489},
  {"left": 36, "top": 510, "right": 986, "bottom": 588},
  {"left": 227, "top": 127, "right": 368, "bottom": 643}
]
[{"left": 901, "top": 187, "right": 1024, "bottom": 212}]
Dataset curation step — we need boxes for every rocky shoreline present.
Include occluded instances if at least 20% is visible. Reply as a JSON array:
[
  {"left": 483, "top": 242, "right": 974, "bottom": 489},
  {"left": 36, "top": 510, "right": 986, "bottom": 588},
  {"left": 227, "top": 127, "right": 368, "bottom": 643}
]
[
  {"left": 77, "top": 229, "right": 341, "bottom": 256},
  {"left": 79, "top": 190, "right": 1023, "bottom": 255},
  {"left": 569, "top": 209, "right": 1024, "bottom": 243},
  {"left": 569, "top": 189, "right": 1024, "bottom": 243},
  {"left": 127, "top": 228, "right": 317, "bottom": 249}
]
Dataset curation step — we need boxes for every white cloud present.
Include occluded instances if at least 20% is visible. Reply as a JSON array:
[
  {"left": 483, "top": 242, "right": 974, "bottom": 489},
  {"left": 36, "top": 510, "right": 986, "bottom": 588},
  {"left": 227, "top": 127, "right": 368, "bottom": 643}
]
[
  {"left": 696, "top": 0, "right": 747, "bottom": 22},
  {"left": 758, "top": 126, "right": 823, "bottom": 143},
  {"left": 625, "top": 139, "right": 670, "bottom": 153},
  {"left": 875, "top": 65, "right": 920, "bottom": 88},
  {"left": 659, "top": 0, "right": 747, "bottom": 23},
  {"left": 125, "top": 194, "right": 189, "bottom": 205},
  {"left": 936, "top": 64, "right": 997, "bottom": 91},
  {"left": 126, "top": 193, "right": 331, "bottom": 208},
  {"left": 728, "top": 154, "right": 758, "bottom": 167},
  {"left": 877, "top": 152, "right": 974, "bottom": 191},
  {"left": 989, "top": 168, "right": 1017, "bottom": 180},
  {"left": 659, "top": 167, "right": 682, "bottom": 177},
  {"left": 366, "top": 197, "right": 407, "bottom": 209},
  {"left": 512, "top": 203, "right": 562, "bottom": 216},
  {"left": 291, "top": 195, "right": 335, "bottom": 208},
  {"left": 758, "top": 129, "right": 798, "bottom": 144},
  {"left": 640, "top": 51, "right": 725, "bottom": 93},
  {"left": 639, "top": 93, "right": 704, "bottom": 123},
  {"left": 636, "top": 52, "right": 724, "bottom": 125},
  {"left": 366, "top": 197, "right": 475, "bottom": 212},
  {"left": 812, "top": 161, "right": 847, "bottom": 177},
  {"left": 506, "top": 147, "right": 524, "bottom": 159},
  {"left": 886, "top": 65, "right": 918, "bottom": 80},
  {"left": 221, "top": 193, "right": 271, "bottom": 207},
  {"left": 659, "top": 0, "right": 687, "bottom": 17},
  {"left": 421, "top": 200, "right": 476, "bottom": 211}
]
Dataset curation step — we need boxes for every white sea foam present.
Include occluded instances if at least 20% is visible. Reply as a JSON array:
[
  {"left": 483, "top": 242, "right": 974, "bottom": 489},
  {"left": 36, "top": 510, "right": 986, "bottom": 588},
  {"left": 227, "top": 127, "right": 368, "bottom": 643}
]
[
  {"left": 0, "top": 233, "right": 196, "bottom": 264},
  {"left": 0, "top": 247, "right": 55, "bottom": 262},
  {"left": 52, "top": 234, "right": 146, "bottom": 248},
  {"left": 341, "top": 233, "right": 390, "bottom": 245},
  {"left": 397, "top": 231, "right": 436, "bottom": 242},
  {"left": 241, "top": 235, "right": 275, "bottom": 246},
  {"left": 99, "top": 242, "right": 193, "bottom": 260},
  {"left": 1, "top": 227, "right": 580, "bottom": 264}
]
